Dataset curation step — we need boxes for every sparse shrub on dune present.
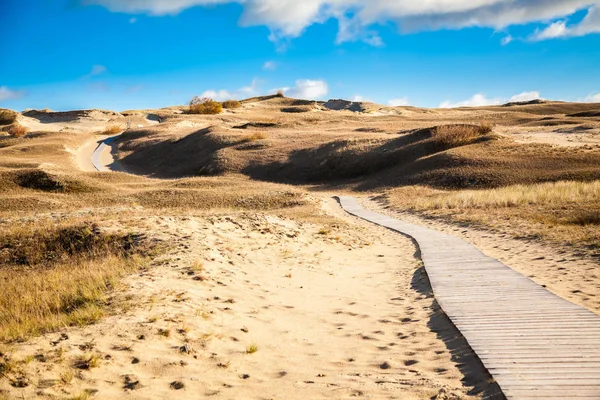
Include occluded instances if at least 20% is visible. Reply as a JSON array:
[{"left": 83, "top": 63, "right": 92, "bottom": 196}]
[
  {"left": 241, "top": 132, "right": 267, "bottom": 143},
  {"left": 188, "top": 97, "right": 223, "bottom": 115},
  {"left": 103, "top": 124, "right": 122, "bottom": 135},
  {"left": 8, "top": 124, "right": 28, "bottom": 138},
  {"left": 432, "top": 123, "right": 494, "bottom": 148},
  {"left": 0, "top": 109, "right": 17, "bottom": 125},
  {"left": 222, "top": 100, "right": 241, "bottom": 109},
  {"left": 281, "top": 106, "right": 312, "bottom": 113}
]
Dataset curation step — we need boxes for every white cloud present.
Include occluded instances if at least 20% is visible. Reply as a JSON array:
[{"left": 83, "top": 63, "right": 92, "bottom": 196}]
[
  {"left": 352, "top": 95, "right": 371, "bottom": 102},
  {"left": 83, "top": 0, "right": 600, "bottom": 44},
  {"left": 530, "top": 21, "right": 568, "bottom": 40},
  {"left": 388, "top": 97, "right": 410, "bottom": 106},
  {"left": 500, "top": 34, "right": 513, "bottom": 45},
  {"left": 262, "top": 61, "right": 277, "bottom": 70},
  {"left": 584, "top": 93, "right": 600, "bottom": 103},
  {"left": 440, "top": 90, "right": 542, "bottom": 108},
  {"left": 508, "top": 91, "right": 541, "bottom": 102},
  {"left": 198, "top": 78, "right": 262, "bottom": 100},
  {"left": 278, "top": 79, "right": 328, "bottom": 99},
  {"left": 530, "top": 6, "right": 600, "bottom": 41},
  {"left": 0, "top": 86, "right": 25, "bottom": 102}
]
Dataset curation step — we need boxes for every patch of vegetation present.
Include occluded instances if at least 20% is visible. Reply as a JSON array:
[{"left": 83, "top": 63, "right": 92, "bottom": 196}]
[
  {"left": 14, "top": 170, "right": 67, "bottom": 192},
  {"left": 431, "top": 123, "right": 494, "bottom": 148},
  {"left": 222, "top": 100, "right": 241, "bottom": 109},
  {"left": 73, "top": 353, "right": 100, "bottom": 370},
  {"left": 8, "top": 124, "right": 28, "bottom": 138},
  {"left": 0, "top": 109, "right": 17, "bottom": 125},
  {"left": 281, "top": 106, "right": 312, "bottom": 113},
  {"left": 103, "top": 124, "right": 122, "bottom": 135},
  {"left": 246, "top": 344, "right": 258, "bottom": 354},
  {"left": 0, "top": 222, "right": 155, "bottom": 341},
  {"left": 188, "top": 97, "right": 223, "bottom": 115},
  {"left": 241, "top": 132, "right": 267, "bottom": 143},
  {"left": 233, "top": 121, "right": 278, "bottom": 129}
]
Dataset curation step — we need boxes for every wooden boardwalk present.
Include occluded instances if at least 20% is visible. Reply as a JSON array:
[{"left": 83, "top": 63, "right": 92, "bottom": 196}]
[{"left": 337, "top": 196, "right": 600, "bottom": 400}]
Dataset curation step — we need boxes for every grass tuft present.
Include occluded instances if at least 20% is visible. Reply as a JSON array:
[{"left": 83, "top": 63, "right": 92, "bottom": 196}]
[
  {"left": 432, "top": 123, "right": 493, "bottom": 148},
  {"left": 241, "top": 132, "right": 267, "bottom": 143},
  {"left": 222, "top": 100, "right": 241, "bottom": 109},
  {"left": 73, "top": 353, "right": 100, "bottom": 370},
  {"left": 246, "top": 344, "right": 258, "bottom": 354},
  {"left": 8, "top": 124, "right": 28, "bottom": 138},
  {"left": 103, "top": 125, "right": 122, "bottom": 135}
]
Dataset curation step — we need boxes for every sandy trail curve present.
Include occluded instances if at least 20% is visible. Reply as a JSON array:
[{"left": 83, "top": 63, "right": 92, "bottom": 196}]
[
  {"left": 76, "top": 134, "right": 124, "bottom": 172},
  {"left": 76, "top": 115, "right": 159, "bottom": 172}
]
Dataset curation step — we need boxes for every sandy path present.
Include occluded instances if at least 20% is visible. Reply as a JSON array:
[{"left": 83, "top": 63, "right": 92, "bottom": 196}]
[
  {"left": 75, "top": 134, "right": 125, "bottom": 172},
  {"left": 0, "top": 209, "right": 500, "bottom": 399}
]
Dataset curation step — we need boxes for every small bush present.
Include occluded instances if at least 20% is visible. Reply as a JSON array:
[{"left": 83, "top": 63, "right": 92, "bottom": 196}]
[
  {"left": 241, "top": 132, "right": 267, "bottom": 143},
  {"left": 222, "top": 100, "right": 241, "bottom": 109},
  {"left": 188, "top": 97, "right": 223, "bottom": 115},
  {"left": 8, "top": 124, "right": 28, "bottom": 138},
  {"left": 103, "top": 125, "right": 122, "bottom": 135},
  {"left": 0, "top": 109, "right": 17, "bottom": 125},
  {"left": 276, "top": 90, "right": 285, "bottom": 97}
]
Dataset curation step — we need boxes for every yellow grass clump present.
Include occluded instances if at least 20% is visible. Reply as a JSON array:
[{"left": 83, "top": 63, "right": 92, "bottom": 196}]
[
  {"left": 242, "top": 132, "right": 267, "bottom": 142},
  {"left": 103, "top": 124, "right": 122, "bottom": 135},
  {"left": 8, "top": 124, "right": 28, "bottom": 138},
  {"left": 222, "top": 100, "right": 241, "bottom": 109},
  {"left": 432, "top": 123, "right": 493, "bottom": 148},
  {"left": 188, "top": 97, "right": 223, "bottom": 115}
]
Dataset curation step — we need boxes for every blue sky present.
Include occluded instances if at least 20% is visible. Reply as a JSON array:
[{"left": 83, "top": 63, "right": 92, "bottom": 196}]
[{"left": 1, "top": 0, "right": 600, "bottom": 111}]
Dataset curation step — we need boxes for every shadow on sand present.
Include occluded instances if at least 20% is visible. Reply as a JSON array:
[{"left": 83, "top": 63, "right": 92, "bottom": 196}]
[{"left": 410, "top": 245, "right": 506, "bottom": 400}]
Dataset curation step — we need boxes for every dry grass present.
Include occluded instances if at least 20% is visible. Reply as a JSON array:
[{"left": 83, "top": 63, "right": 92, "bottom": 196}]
[
  {"left": 384, "top": 180, "right": 600, "bottom": 253},
  {"left": 103, "top": 125, "right": 122, "bottom": 135},
  {"left": 0, "top": 109, "right": 17, "bottom": 125},
  {"left": 241, "top": 132, "right": 267, "bottom": 142},
  {"left": 8, "top": 124, "right": 28, "bottom": 138},
  {"left": 188, "top": 97, "right": 223, "bottom": 115},
  {"left": 73, "top": 353, "right": 100, "bottom": 370},
  {"left": 222, "top": 100, "right": 241, "bottom": 109},
  {"left": 404, "top": 181, "right": 600, "bottom": 210},
  {"left": 432, "top": 123, "right": 493, "bottom": 148},
  {"left": 246, "top": 344, "right": 258, "bottom": 354},
  {"left": 0, "top": 222, "right": 152, "bottom": 342},
  {"left": 281, "top": 106, "right": 312, "bottom": 113}
]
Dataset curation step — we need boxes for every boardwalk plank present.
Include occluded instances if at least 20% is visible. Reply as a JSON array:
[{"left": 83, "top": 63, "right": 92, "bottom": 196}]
[{"left": 336, "top": 196, "right": 600, "bottom": 399}]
